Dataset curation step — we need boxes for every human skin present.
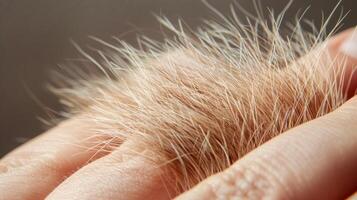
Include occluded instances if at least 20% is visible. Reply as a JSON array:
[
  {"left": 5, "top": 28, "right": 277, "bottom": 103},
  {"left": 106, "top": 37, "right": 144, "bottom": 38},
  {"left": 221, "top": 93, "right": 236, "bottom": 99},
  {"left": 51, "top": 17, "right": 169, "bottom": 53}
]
[{"left": 0, "top": 27, "right": 356, "bottom": 200}]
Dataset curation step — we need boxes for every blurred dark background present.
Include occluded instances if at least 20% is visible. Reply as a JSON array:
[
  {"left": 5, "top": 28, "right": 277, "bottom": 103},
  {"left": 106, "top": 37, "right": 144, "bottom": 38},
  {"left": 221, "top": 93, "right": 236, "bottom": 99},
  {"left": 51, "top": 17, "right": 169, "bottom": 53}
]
[{"left": 0, "top": 0, "right": 356, "bottom": 157}]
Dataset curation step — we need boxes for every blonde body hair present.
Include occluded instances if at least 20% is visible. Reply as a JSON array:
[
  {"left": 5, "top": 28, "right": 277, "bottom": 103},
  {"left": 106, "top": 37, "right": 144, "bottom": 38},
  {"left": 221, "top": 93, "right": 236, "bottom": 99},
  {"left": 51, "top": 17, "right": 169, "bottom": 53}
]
[{"left": 52, "top": 3, "right": 351, "bottom": 193}]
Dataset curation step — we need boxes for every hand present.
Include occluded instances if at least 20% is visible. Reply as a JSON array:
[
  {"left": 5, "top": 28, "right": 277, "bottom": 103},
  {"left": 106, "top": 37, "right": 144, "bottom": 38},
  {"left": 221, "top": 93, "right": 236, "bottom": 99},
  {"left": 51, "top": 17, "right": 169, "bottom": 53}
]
[{"left": 0, "top": 28, "right": 356, "bottom": 200}]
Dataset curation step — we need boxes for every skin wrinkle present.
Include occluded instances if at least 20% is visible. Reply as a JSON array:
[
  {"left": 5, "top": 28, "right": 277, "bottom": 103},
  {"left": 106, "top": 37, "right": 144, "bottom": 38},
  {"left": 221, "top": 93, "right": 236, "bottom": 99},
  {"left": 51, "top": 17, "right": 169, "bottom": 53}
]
[
  {"left": 196, "top": 162, "right": 280, "bottom": 200},
  {"left": 220, "top": 166, "right": 270, "bottom": 199},
  {"left": 247, "top": 149, "right": 295, "bottom": 198},
  {"left": 231, "top": 159, "right": 285, "bottom": 199}
]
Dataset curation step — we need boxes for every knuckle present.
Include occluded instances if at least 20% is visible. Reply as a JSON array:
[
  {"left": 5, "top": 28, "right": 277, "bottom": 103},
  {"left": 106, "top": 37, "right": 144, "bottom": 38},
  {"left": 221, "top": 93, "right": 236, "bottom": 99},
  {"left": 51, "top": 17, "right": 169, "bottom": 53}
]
[
  {"left": 0, "top": 151, "right": 62, "bottom": 177},
  {"left": 206, "top": 160, "right": 288, "bottom": 200}
]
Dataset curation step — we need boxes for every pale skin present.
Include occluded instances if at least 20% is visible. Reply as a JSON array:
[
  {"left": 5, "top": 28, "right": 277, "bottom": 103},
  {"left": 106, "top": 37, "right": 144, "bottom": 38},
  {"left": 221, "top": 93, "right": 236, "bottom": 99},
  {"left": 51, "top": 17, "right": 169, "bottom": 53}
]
[{"left": 0, "top": 28, "right": 356, "bottom": 200}]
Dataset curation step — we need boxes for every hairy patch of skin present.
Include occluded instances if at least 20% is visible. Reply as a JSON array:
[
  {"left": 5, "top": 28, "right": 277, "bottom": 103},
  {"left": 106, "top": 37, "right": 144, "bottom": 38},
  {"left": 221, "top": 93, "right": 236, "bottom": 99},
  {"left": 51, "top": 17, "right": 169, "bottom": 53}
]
[{"left": 52, "top": 9, "right": 353, "bottom": 195}]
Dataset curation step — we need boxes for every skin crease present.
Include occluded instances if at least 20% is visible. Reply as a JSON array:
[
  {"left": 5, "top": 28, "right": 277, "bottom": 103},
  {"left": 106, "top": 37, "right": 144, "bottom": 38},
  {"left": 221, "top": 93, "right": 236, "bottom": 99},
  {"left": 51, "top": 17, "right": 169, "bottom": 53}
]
[{"left": 0, "top": 28, "right": 356, "bottom": 200}]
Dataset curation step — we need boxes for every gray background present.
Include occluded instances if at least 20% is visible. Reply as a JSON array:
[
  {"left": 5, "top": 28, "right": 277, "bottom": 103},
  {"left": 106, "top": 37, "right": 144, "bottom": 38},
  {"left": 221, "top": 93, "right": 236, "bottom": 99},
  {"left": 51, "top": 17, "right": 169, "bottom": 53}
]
[{"left": 0, "top": 0, "right": 356, "bottom": 156}]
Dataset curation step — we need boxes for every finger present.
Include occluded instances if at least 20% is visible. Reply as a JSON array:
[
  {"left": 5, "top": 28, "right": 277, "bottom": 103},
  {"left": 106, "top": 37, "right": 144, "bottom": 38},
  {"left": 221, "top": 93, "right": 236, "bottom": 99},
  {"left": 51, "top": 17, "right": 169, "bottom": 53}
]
[
  {"left": 176, "top": 96, "right": 357, "bottom": 200},
  {"left": 0, "top": 118, "right": 114, "bottom": 200},
  {"left": 47, "top": 28, "right": 357, "bottom": 200},
  {"left": 177, "top": 28, "right": 357, "bottom": 200},
  {"left": 46, "top": 139, "right": 175, "bottom": 200}
]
